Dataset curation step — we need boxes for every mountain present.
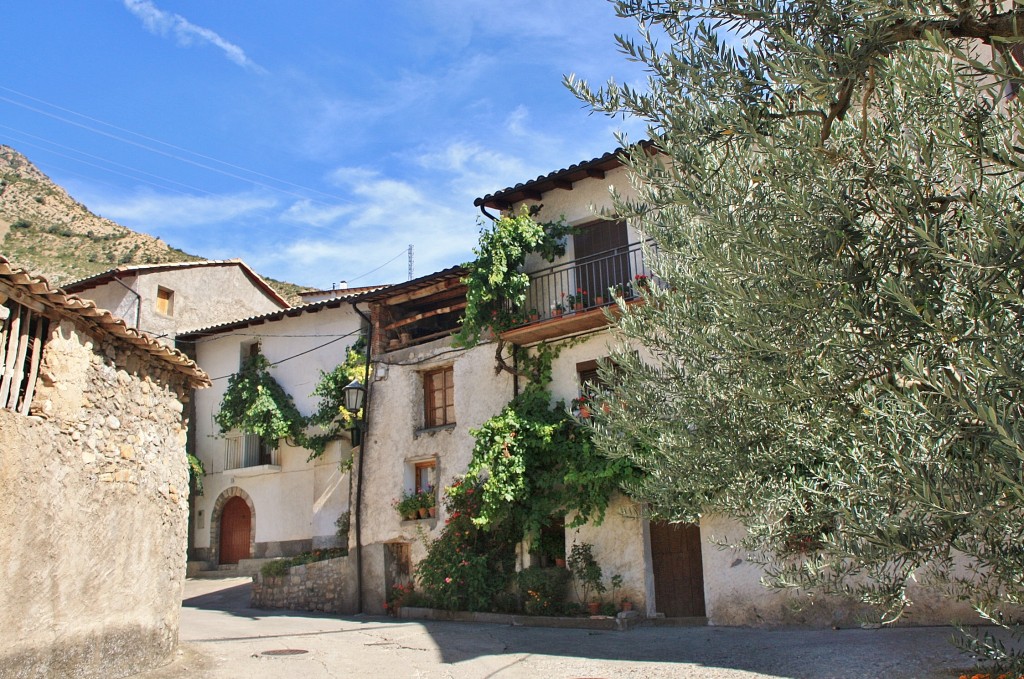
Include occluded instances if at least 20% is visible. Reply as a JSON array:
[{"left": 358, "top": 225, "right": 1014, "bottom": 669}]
[{"left": 0, "top": 145, "right": 309, "bottom": 304}]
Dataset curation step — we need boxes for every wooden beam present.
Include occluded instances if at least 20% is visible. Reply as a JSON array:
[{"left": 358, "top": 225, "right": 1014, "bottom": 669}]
[
  {"left": 585, "top": 169, "right": 606, "bottom": 179},
  {"left": 552, "top": 179, "right": 574, "bottom": 191},
  {"left": 522, "top": 190, "right": 543, "bottom": 201},
  {"left": 19, "top": 317, "right": 44, "bottom": 415},
  {"left": 382, "top": 301, "right": 467, "bottom": 331},
  {"left": 384, "top": 277, "right": 464, "bottom": 306}
]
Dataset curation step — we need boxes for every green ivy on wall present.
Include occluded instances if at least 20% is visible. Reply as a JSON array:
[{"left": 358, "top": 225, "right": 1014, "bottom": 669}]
[{"left": 214, "top": 352, "right": 305, "bottom": 449}]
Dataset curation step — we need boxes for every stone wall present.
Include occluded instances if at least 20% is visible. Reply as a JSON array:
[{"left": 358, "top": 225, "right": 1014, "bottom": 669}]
[
  {"left": 251, "top": 556, "right": 358, "bottom": 614},
  {"left": 0, "top": 319, "right": 193, "bottom": 679}
]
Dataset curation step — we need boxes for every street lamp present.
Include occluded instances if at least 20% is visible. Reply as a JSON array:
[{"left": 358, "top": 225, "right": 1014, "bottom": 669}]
[{"left": 342, "top": 378, "right": 366, "bottom": 446}]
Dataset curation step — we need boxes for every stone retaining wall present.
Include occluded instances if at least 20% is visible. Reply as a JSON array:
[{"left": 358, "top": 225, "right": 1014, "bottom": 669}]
[{"left": 251, "top": 556, "right": 358, "bottom": 614}]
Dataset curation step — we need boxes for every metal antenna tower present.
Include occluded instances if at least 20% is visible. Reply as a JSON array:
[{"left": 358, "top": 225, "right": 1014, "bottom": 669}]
[{"left": 407, "top": 244, "right": 414, "bottom": 280}]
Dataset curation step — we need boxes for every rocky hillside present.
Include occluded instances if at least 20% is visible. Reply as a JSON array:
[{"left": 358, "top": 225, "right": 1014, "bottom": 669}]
[{"left": 0, "top": 145, "right": 308, "bottom": 303}]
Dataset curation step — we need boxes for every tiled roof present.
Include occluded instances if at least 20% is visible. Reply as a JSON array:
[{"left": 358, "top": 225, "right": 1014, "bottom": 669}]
[
  {"left": 0, "top": 256, "right": 209, "bottom": 387},
  {"left": 473, "top": 140, "right": 656, "bottom": 210},
  {"left": 177, "top": 284, "right": 391, "bottom": 338},
  {"left": 357, "top": 266, "right": 467, "bottom": 303},
  {"left": 62, "top": 259, "right": 290, "bottom": 309},
  {"left": 298, "top": 284, "right": 391, "bottom": 299}
]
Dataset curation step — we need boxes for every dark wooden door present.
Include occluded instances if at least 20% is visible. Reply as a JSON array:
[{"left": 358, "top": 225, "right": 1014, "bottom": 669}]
[
  {"left": 574, "top": 220, "right": 629, "bottom": 304},
  {"left": 219, "top": 497, "right": 251, "bottom": 564},
  {"left": 650, "top": 521, "right": 706, "bottom": 617}
]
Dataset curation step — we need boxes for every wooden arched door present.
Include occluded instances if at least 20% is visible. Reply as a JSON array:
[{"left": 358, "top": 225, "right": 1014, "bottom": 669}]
[{"left": 219, "top": 496, "right": 251, "bottom": 564}]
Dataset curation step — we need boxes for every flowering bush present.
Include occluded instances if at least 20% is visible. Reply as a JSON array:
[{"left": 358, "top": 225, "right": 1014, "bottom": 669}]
[
  {"left": 415, "top": 478, "right": 519, "bottom": 612},
  {"left": 566, "top": 288, "right": 588, "bottom": 307}
]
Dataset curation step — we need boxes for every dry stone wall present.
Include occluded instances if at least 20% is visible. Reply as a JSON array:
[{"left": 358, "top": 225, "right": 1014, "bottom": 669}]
[
  {"left": 0, "top": 319, "right": 193, "bottom": 679},
  {"left": 251, "top": 556, "right": 357, "bottom": 614}
]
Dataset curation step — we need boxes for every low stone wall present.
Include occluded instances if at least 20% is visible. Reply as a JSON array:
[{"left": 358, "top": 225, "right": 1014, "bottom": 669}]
[{"left": 251, "top": 556, "right": 357, "bottom": 614}]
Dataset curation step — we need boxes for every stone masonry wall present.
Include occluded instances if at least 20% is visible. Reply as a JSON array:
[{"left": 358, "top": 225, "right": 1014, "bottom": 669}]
[
  {"left": 251, "top": 556, "right": 357, "bottom": 614},
  {"left": 0, "top": 319, "right": 193, "bottom": 679}
]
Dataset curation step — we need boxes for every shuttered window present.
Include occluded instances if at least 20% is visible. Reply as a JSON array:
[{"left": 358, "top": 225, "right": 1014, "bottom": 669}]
[{"left": 423, "top": 366, "right": 454, "bottom": 428}]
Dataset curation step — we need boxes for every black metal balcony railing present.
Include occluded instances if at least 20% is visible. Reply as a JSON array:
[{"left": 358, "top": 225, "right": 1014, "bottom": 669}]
[{"left": 516, "top": 241, "right": 654, "bottom": 325}]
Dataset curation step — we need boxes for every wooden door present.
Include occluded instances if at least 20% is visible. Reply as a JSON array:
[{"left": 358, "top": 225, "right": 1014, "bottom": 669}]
[
  {"left": 219, "top": 497, "right": 251, "bottom": 564},
  {"left": 650, "top": 521, "right": 706, "bottom": 617},
  {"left": 574, "top": 220, "right": 629, "bottom": 303}
]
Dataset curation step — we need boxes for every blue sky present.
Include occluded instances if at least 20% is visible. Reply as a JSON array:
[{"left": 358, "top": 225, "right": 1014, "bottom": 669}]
[{"left": 1, "top": 1, "right": 645, "bottom": 289}]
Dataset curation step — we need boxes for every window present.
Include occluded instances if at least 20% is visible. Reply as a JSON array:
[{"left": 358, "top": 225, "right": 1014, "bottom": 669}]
[
  {"left": 414, "top": 460, "right": 436, "bottom": 494},
  {"left": 576, "top": 359, "right": 604, "bottom": 394},
  {"left": 155, "top": 286, "right": 174, "bottom": 316},
  {"left": 423, "top": 366, "right": 454, "bottom": 428}
]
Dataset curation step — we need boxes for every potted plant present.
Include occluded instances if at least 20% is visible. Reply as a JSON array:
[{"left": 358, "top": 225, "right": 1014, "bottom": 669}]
[
  {"left": 572, "top": 395, "right": 592, "bottom": 419},
  {"left": 567, "top": 542, "right": 605, "bottom": 615},
  {"left": 630, "top": 274, "right": 651, "bottom": 296},
  {"left": 527, "top": 307, "right": 540, "bottom": 322},
  {"left": 566, "top": 288, "right": 588, "bottom": 310},
  {"left": 393, "top": 491, "right": 420, "bottom": 521},
  {"left": 610, "top": 283, "right": 626, "bottom": 300},
  {"left": 420, "top": 487, "right": 437, "bottom": 518},
  {"left": 551, "top": 298, "right": 565, "bottom": 318}
]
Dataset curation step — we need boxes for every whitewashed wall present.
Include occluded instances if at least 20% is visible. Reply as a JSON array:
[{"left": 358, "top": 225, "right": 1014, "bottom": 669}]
[{"left": 190, "top": 304, "right": 362, "bottom": 559}]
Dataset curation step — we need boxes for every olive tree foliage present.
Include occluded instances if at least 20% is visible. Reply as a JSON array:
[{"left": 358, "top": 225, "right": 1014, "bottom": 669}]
[{"left": 569, "top": 0, "right": 1024, "bottom": 664}]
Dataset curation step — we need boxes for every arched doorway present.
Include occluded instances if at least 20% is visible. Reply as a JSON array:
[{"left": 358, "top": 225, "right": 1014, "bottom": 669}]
[{"left": 219, "top": 496, "right": 252, "bottom": 564}]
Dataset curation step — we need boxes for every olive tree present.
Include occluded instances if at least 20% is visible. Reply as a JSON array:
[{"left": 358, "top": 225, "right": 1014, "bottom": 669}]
[{"left": 570, "top": 0, "right": 1024, "bottom": 667}]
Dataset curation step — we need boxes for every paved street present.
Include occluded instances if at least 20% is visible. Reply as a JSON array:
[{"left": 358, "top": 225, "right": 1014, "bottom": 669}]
[{"left": 133, "top": 578, "right": 974, "bottom": 678}]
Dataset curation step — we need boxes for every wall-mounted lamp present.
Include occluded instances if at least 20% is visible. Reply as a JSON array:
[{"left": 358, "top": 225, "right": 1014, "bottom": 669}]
[{"left": 343, "top": 378, "right": 366, "bottom": 446}]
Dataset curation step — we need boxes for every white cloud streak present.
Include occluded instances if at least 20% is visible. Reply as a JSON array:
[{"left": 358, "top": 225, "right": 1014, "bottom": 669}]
[
  {"left": 92, "top": 190, "right": 278, "bottom": 229},
  {"left": 122, "top": 0, "right": 264, "bottom": 73}
]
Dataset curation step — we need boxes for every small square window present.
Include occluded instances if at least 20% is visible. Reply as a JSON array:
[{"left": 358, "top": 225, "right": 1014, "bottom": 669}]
[
  {"left": 155, "top": 286, "right": 174, "bottom": 316},
  {"left": 423, "top": 366, "right": 454, "bottom": 428}
]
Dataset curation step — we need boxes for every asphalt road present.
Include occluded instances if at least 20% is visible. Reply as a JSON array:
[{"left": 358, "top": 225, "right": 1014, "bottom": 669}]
[{"left": 131, "top": 577, "right": 975, "bottom": 679}]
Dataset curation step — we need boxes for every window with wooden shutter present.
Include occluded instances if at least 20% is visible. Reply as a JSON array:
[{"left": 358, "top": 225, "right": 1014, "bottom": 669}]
[
  {"left": 423, "top": 366, "right": 454, "bottom": 428},
  {"left": 155, "top": 286, "right": 174, "bottom": 316}
]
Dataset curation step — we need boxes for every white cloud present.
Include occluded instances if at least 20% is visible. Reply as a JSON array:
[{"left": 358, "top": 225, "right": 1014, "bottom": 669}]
[
  {"left": 282, "top": 200, "right": 355, "bottom": 227},
  {"left": 122, "top": 0, "right": 264, "bottom": 73},
  {"left": 92, "top": 190, "right": 278, "bottom": 229}
]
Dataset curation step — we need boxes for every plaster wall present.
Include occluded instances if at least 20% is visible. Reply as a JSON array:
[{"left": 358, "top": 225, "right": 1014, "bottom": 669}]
[
  {"left": 75, "top": 265, "right": 285, "bottom": 343},
  {"left": 190, "top": 304, "right": 361, "bottom": 559},
  {"left": 358, "top": 336, "right": 513, "bottom": 612},
  {"left": 0, "top": 319, "right": 192, "bottom": 678}
]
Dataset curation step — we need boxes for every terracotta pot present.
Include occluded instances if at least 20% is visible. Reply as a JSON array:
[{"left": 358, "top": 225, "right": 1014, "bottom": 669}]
[
  {"left": 554, "top": 558, "right": 566, "bottom": 568},
  {"left": 417, "top": 507, "right": 428, "bottom": 519},
  {"left": 587, "top": 602, "right": 601, "bottom": 616},
  {"left": 529, "top": 314, "right": 540, "bottom": 322},
  {"left": 594, "top": 296, "right": 605, "bottom": 305},
  {"left": 574, "top": 303, "right": 584, "bottom": 311},
  {"left": 428, "top": 506, "right": 437, "bottom": 518},
  {"left": 621, "top": 600, "right": 633, "bottom": 611},
  {"left": 578, "top": 405, "right": 591, "bottom": 419},
  {"left": 552, "top": 309, "right": 563, "bottom": 318}
]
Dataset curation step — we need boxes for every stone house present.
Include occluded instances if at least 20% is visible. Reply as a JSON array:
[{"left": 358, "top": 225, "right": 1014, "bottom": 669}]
[
  {"left": 354, "top": 268, "right": 514, "bottom": 613},
  {"left": 472, "top": 144, "right": 978, "bottom": 627},
  {"left": 178, "top": 292, "right": 375, "bottom": 579},
  {"left": 0, "top": 255, "right": 209, "bottom": 678},
  {"left": 62, "top": 259, "right": 290, "bottom": 345}
]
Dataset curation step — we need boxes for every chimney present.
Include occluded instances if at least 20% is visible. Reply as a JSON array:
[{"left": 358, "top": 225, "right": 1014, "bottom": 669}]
[{"left": 338, "top": 280, "right": 348, "bottom": 290}]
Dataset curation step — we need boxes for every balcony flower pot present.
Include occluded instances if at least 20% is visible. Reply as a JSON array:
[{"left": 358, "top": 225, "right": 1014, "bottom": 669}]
[
  {"left": 417, "top": 507, "right": 428, "bottom": 519},
  {"left": 621, "top": 599, "right": 633, "bottom": 612},
  {"left": 555, "top": 557, "right": 566, "bottom": 568},
  {"left": 587, "top": 602, "right": 601, "bottom": 616},
  {"left": 552, "top": 309, "right": 564, "bottom": 318},
  {"left": 428, "top": 506, "right": 437, "bottom": 518},
  {"left": 594, "top": 295, "right": 605, "bottom": 305},
  {"left": 573, "top": 303, "right": 584, "bottom": 311}
]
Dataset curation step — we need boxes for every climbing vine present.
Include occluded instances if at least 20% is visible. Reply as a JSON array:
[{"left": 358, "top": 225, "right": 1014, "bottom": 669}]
[
  {"left": 215, "top": 340, "right": 368, "bottom": 459},
  {"left": 214, "top": 352, "right": 304, "bottom": 448},
  {"left": 300, "top": 340, "right": 369, "bottom": 460},
  {"left": 454, "top": 206, "right": 573, "bottom": 349}
]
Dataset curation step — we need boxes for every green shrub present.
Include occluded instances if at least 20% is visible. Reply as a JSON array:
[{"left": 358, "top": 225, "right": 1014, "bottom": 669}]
[
  {"left": 261, "top": 560, "right": 290, "bottom": 577},
  {"left": 11, "top": 219, "right": 30, "bottom": 229},
  {"left": 517, "top": 566, "right": 570, "bottom": 616}
]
